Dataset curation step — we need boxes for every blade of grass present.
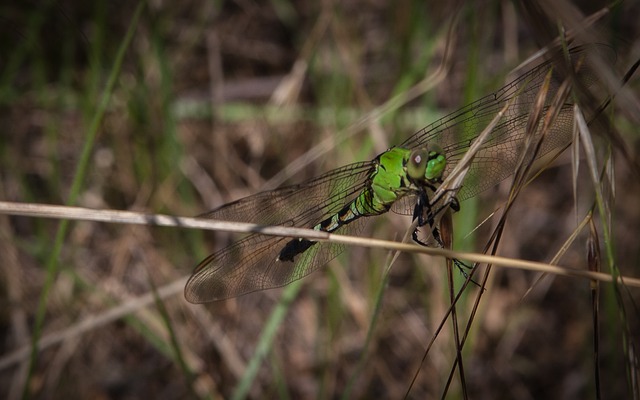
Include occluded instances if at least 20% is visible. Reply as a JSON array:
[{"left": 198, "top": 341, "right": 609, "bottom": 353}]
[
  {"left": 574, "top": 105, "right": 639, "bottom": 396},
  {"left": 440, "top": 209, "right": 468, "bottom": 399},
  {"left": 22, "top": 2, "right": 146, "bottom": 398},
  {"left": 587, "top": 215, "right": 602, "bottom": 399},
  {"left": 147, "top": 270, "right": 202, "bottom": 399},
  {"left": 231, "top": 278, "right": 303, "bottom": 400},
  {"left": 341, "top": 236, "right": 405, "bottom": 399}
]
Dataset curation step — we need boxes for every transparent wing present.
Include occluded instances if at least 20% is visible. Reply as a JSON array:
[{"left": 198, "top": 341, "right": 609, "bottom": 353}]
[
  {"left": 400, "top": 45, "right": 608, "bottom": 203},
  {"left": 185, "top": 161, "right": 375, "bottom": 302},
  {"left": 185, "top": 218, "right": 366, "bottom": 302}
]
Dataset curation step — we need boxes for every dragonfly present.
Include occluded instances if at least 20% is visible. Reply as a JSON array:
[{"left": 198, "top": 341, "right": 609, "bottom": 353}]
[{"left": 185, "top": 45, "right": 605, "bottom": 303}]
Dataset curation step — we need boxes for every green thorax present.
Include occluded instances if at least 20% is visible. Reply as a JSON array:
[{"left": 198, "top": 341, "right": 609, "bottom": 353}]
[
  {"left": 314, "top": 146, "right": 447, "bottom": 234},
  {"left": 370, "top": 145, "right": 446, "bottom": 208}
]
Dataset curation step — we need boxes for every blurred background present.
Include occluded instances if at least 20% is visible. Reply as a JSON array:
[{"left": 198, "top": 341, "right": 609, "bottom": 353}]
[{"left": 1, "top": 0, "right": 639, "bottom": 399}]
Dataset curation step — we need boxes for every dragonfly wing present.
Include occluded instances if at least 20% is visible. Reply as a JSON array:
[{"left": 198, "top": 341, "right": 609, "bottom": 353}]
[
  {"left": 449, "top": 106, "right": 574, "bottom": 201},
  {"left": 185, "top": 161, "right": 375, "bottom": 301},
  {"left": 389, "top": 195, "right": 418, "bottom": 215},
  {"left": 199, "top": 161, "right": 375, "bottom": 226},
  {"left": 400, "top": 45, "right": 607, "bottom": 202},
  {"left": 185, "top": 214, "right": 367, "bottom": 302}
]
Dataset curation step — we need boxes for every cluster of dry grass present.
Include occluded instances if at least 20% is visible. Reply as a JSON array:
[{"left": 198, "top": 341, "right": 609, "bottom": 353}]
[{"left": 1, "top": 1, "right": 639, "bottom": 399}]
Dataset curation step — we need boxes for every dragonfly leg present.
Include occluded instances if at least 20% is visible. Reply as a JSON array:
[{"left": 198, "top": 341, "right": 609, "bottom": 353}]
[
  {"left": 411, "top": 189, "right": 478, "bottom": 283},
  {"left": 449, "top": 196, "right": 461, "bottom": 212},
  {"left": 412, "top": 189, "right": 454, "bottom": 250},
  {"left": 411, "top": 190, "right": 437, "bottom": 246},
  {"left": 411, "top": 187, "right": 461, "bottom": 245}
]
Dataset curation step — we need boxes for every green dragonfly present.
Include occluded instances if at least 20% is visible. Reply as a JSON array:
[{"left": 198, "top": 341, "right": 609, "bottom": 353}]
[{"left": 185, "top": 46, "right": 603, "bottom": 303}]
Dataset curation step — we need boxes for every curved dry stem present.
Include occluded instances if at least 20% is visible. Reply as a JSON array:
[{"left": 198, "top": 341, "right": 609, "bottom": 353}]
[{"left": 1, "top": 201, "right": 638, "bottom": 289}]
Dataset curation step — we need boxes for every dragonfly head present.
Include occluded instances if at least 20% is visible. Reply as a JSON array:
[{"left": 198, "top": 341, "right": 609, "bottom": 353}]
[{"left": 407, "top": 145, "right": 446, "bottom": 183}]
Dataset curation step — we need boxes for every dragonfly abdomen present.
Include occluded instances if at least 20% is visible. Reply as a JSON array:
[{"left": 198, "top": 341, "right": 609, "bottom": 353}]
[{"left": 277, "top": 188, "right": 388, "bottom": 262}]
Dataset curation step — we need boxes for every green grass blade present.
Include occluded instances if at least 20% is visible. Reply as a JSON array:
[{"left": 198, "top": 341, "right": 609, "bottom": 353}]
[
  {"left": 231, "top": 279, "right": 303, "bottom": 400},
  {"left": 22, "top": 3, "right": 146, "bottom": 398}
]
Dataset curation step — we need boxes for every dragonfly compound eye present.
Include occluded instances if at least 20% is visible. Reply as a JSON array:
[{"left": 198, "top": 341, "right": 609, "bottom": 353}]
[{"left": 407, "top": 149, "right": 429, "bottom": 181}]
